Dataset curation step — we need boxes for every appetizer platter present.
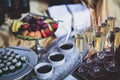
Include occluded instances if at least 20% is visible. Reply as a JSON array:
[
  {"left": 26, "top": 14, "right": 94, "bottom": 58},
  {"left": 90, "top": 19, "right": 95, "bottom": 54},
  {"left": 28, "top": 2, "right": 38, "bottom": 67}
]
[
  {"left": 0, "top": 46, "right": 38, "bottom": 80},
  {"left": 11, "top": 14, "right": 58, "bottom": 40}
]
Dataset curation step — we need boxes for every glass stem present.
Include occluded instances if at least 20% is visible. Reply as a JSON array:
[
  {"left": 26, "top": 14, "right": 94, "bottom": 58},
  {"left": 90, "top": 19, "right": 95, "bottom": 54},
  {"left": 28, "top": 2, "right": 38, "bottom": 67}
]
[{"left": 35, "top": 39, "right": 46, "bottom": 54}]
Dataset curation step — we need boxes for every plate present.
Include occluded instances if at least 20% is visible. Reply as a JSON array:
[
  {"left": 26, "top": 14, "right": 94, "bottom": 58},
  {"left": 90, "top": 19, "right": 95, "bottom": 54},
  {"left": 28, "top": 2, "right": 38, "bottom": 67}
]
[
  {"left": 11, "top": 13, "right": 58, "bottom": 40},
  {"left": 0, "top": 46, "right": 38, "bottom": 80}
]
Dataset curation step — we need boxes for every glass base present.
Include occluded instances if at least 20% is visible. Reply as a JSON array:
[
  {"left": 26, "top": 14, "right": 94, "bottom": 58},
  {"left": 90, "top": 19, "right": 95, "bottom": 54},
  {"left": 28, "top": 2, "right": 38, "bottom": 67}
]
[
  {"left": 77, "top": 65, "right": 88, "bottom": 77},
  {"left": 104, "top": 61, "right": 119, "bottom": 72},
  {"left": 88, "top": 65, "right": 104, "bottom": 78},
  {"left": 83, "top": 58, "right": 95, "bottom": 69}
]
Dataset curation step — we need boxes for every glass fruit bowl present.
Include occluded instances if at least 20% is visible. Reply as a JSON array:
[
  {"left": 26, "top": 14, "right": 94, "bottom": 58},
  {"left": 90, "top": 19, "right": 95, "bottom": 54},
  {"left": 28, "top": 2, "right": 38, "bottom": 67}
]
[{"left": 11, "top": 14, "right": 58, "bottom": 40}]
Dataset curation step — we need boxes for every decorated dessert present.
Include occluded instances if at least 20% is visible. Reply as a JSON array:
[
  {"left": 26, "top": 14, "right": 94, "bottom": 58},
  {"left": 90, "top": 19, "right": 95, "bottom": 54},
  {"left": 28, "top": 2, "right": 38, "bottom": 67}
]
[
  {"left": 11, "top": 15, "right": 58, "bottom": 40},
  {"left": 0, "top": 50, "right": 27, "bottom": 76}
]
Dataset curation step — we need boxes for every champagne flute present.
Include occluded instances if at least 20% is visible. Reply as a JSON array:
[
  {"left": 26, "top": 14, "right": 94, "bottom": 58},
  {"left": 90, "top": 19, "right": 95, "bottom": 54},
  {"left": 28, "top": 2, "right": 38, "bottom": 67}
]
[
  {"left": 88, "top": 31, "right": 105, "bottom": 78},
  {"left": 82, "top": 27, "right": 96, "bottom": 69},
  {"left": 104, "top": 27, "right": 120, "bottom": 72}
]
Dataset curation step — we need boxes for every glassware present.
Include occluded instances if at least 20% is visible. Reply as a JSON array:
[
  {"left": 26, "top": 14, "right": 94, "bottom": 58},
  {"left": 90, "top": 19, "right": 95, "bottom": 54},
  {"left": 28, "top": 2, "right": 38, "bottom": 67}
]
[
  {"left": 99, "top": 23, "right": 108, "bottom": 36},
  {"left": 107, "top": 17, "right": 116, "bottom": 31},
  {"left": 74, "top": 32, "right": 89, "bottom": 77},
  {"left": 88, "top": 31, "right": 105, "bottom": 78},
  {"left": 104, "top": 27, "right": 120, "bottom": 72},
  {"left": 82, "top": 27, "right": 95, "bottom": 69},
  {"left": 114, "top": 27, "right": 120, "bottom": 48},
  {"left": 104, "top": 47, "right": 119, "bottom": 72}
]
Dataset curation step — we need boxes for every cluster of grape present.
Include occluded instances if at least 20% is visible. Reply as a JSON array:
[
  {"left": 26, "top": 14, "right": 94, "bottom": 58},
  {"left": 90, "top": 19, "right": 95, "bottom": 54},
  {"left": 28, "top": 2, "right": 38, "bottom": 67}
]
[{"left": 18, "top": 15, "right": 58, "bottom": 38}]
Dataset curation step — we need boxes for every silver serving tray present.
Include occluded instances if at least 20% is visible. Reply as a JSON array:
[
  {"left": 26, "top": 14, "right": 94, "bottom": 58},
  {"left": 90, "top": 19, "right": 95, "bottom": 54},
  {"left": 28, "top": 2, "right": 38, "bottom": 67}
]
[{"left": 0, "top": 46, "right": 38, "bottom": 80}]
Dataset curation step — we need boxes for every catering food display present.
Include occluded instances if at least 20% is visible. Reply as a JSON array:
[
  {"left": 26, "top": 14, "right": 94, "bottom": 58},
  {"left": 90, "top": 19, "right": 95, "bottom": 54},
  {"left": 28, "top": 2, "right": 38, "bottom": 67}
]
[
  {"left": 0, "top": 47, "right": 38, "bottom": 80},
  {"left": 0, "top": 50, "right": 27, "bottom": 76},
  {"left": 11, "top": 15, "right": 58, "bottom": 40}
]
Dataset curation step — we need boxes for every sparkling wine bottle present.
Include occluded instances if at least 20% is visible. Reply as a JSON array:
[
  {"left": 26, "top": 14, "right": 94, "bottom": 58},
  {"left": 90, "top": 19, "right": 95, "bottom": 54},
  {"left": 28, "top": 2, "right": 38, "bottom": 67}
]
[
  {"left": 7, "top": 0, "right": 21, "bottom": 19},
  {"left": 1, "top": 0, "right": 12, "bottom": 13},
  {"left": 0, "top": 5, "right": 5, "bottom": 26}
]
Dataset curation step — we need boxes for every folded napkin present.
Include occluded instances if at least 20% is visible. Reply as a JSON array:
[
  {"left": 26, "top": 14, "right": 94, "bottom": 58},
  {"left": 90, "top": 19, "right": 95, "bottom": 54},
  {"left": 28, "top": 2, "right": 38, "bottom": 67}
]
[
  {"left": 48, "top": 5, "right": 72, "bottom": 37},
  {"left": 48, "top": 4, "right": 90, "bottom": 37},
  {"left": 67, "top": 4, "right": 90, "bottom": 31}
]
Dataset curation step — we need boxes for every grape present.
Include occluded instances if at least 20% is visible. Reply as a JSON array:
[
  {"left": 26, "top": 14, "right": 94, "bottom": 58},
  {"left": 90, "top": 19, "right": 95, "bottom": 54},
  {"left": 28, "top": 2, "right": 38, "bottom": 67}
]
[
  {"left": 36, "top": 19, "right": 44, "bottom": 25},
  {"left": 34, "top": 25, "right": 41, "bottom": 31},
  {"left": 41, "top": 23, "right": 48, "bottom": 29},
  {"left": 30, "top": 17, "right": 37, "bottom": 24},
  {"left": 22, "top": 15, "right": 31, "bottom": 22}
]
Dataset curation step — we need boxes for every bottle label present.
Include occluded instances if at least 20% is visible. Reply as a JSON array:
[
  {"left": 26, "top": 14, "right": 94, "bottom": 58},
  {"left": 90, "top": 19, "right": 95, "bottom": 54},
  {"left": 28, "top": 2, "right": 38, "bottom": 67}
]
[{"left": 8, "top": 0, "right": 12, "bottom": 7}]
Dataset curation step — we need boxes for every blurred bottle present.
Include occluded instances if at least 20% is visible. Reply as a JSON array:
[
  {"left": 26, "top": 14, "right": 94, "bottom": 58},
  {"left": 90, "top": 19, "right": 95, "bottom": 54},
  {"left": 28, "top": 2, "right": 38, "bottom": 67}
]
[
  {"left": 1, "top": 0, "right": 12, "bottom": 13},
  {"left": 7, "top": 0, "right": 21, "bottom": 19},
  {"left": 20, "top": 0, "right": 30, "bottom": 13}
]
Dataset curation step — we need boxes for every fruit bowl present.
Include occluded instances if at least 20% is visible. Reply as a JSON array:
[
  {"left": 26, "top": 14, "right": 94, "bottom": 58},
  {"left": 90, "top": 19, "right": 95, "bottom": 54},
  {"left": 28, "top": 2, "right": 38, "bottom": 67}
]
[{"left": 11, "top": 14, "right": 58, "bottom": 40}]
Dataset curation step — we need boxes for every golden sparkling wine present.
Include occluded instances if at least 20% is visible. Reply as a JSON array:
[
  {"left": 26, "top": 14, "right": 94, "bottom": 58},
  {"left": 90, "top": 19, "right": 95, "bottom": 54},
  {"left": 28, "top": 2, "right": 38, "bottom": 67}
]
[
  {"left": 79, "top": 37, "right": 84, "bottom": 52},
  {"left": 74, "top": 34, "right": 85, "bottom": 52},
  {"left": 114, "top": 28, "right": 120, "bottom": 48},
  {"left": 74, "top": 34, "right": 80, "bottom": 50},
  {"left": 94, "top": 32, "right": 103, "bottom": 52},
  {"left": 114, "top": 32, "right": 120, "bottom": 47}
]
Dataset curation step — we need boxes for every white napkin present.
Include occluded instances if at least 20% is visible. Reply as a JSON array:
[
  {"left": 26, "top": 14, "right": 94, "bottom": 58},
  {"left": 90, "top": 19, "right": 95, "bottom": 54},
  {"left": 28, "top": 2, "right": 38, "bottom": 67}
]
[
  {"left": 67, "top": 4, "right": 90, "bottom": 32},
  {"left": 48, "top": 5, "right": 72, "bottom": 38},
  {"left": 48, "top": 4, "right": 90, "bottom": 37}
]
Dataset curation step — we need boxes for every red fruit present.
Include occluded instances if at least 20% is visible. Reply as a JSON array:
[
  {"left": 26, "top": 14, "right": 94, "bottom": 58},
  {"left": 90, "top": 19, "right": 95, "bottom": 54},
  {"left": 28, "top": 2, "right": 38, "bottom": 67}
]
[
  {"left": 52, "top": 22, "right": 58, "bottom": 30},
  {"left": 41, "top": 30, "right": 47, "bottom": 38},
  {"left": 44, "top": 28, "right": 51, "bottom": 36},
  {"left": 21, "top": 24, "right": 30, "bottom": 29}
]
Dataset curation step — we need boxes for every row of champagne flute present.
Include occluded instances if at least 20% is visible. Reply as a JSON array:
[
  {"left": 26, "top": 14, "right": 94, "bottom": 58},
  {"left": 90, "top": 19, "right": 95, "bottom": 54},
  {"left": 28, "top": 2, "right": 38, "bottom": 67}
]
[{"left": 74, "top": 16, "right": 120, "bottom": 78}]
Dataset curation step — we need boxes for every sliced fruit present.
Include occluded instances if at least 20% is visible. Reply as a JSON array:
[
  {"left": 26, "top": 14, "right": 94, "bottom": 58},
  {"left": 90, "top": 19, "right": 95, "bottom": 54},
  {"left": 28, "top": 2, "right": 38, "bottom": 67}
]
[
  {"left": 48, "top": 24, "right": 53, "bottom": 32},
  {"left": 15, "top": 22, "right": 23, "bottom": 32},
  {"left": 22, "top": 30, "right": 29, "bottom": 36},
  {"left": 12, "top": 20, "right": 17, "bottom": 32},
  {"left": 28, "top": 31, "right": 35, "bottom": 37},
  {"left": 41, "top": 30, "right": 47, "bottom": 38},
  {"left": 34, "top": 31, "right": 42, "bottom": 38},
  {"left": 21, "top": 24, "right": 30, "bottom": 29},
  {"left": 44, "top": 28, "right": 51, "bottom": 36},
  {"left": 44, "top": 19, "right": 53, "bottom": 23}
]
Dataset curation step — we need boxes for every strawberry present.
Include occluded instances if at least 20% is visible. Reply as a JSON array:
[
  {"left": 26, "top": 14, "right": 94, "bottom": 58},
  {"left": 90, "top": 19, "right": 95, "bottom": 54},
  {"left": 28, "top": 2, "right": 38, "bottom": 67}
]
[
  {"left": 41, "top": 30, "right": 47, "bottom": 38},
  {"left": 21, "top": 24, "right": 30, "bottom": 29},
  {"left": 44, "top": 28, "right": 51, "bottom": 36},
  {"left": 52, "top": 22, "right": 58, "bottom": 30}
]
